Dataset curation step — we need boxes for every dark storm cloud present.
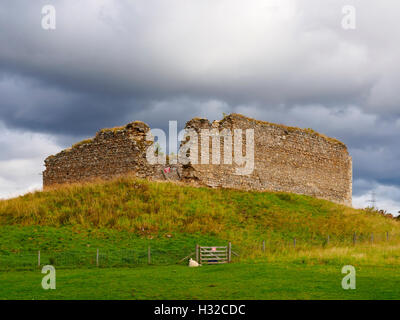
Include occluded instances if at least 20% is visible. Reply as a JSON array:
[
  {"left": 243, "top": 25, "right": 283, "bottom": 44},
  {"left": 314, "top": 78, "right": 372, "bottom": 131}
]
[
  {"left": 0, "top": 73, "right": 146, "bottom": 136},
  {"left": 0, "top": 0, "right": 400, "bottom": 210},
  {"left": 0, "top": 0, "right": 387, "bottom": 124},
  {"left": 0, "top": 1, "right": 398, "bottom": 124}
]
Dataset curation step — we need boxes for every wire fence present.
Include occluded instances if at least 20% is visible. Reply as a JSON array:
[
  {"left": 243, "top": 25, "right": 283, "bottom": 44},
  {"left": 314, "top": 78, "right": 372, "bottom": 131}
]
[
  {"left": 1, "top": 232, "right": 400, "bottom": 270},
  {"left": 233, "top": 232, "right": 400, "bottom": 257},
  {"left": 0, "top": 247, "right": 195, "bottom": 271}
]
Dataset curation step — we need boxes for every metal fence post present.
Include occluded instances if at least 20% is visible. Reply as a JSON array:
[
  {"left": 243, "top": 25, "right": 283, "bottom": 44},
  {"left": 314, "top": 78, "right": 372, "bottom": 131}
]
[
  {"left": 327, "top": 235, "right": 330, "bottom": 245},
  {"left": 371, "top": 233, "right": 374, "bottom": 243},
  {"left": 228, "top": 242, "right": 232, "bottom": 263},
  {"left": 96, "top": 248, "right": 99, "bottom": 267},
  {"left": 148, "top": 246, "right": 151, "bottom": 265},
  {"left": 353, "top": 233, "right": 356, "bottom": 245},
  {"left": 293, "top": 238, "right": 296, "bottom": 248},
  {"left": 262, "top": 240, "right": 265, "bottom": 252},
  {"left": 38, "top": 250, "right": 41, "bottom": 267},
  {"left": 196, "top": 244, "right": 199, "bottom": 262}
]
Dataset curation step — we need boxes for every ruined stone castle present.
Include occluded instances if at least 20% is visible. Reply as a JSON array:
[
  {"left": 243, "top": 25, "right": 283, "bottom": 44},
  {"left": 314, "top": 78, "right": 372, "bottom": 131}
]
[{"left": 43, "top": 114, "right": 352, "bottom": 206}]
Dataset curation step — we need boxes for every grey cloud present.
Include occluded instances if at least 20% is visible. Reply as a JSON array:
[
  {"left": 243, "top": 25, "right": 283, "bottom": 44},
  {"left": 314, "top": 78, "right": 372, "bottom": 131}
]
[
  {"left": 0, "top": 1, "right": 392, "bottom": 108},
  {"left": 0, "top": 123, "right": 60, "bottom": 198}
]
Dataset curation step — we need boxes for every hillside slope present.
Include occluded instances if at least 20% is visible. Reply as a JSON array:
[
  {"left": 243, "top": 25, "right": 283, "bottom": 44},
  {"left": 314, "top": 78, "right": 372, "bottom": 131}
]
[{"left": 0, "top": 176, "right": 398, "bottom": 246}]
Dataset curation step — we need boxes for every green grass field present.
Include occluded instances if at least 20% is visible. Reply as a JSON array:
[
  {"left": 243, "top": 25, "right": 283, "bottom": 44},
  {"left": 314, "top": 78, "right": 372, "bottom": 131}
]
[
  {"left": 1, "top": 261, "right": 400, "bottom": 300},
  {"left": 0, "top": 177, "right": 400, "bottom": 299}
]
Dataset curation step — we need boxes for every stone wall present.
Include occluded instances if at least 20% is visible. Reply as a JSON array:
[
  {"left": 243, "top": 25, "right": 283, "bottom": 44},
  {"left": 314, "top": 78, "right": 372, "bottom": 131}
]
[
  {"left": 43, "top": 114, "right": 352, "bottom": 206},
  {"left": 43, "top": 121, "right": 179, "bottom": 186},
  {"left": 181, "top": 114, "right": 352, "bottom": 206}
]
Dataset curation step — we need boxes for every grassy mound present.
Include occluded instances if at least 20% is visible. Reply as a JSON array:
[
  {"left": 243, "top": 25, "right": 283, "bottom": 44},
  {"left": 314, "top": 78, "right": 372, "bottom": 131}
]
[
  {"left": 0, "top": 176, "right": 398, "bottom": 245},
  {"left": 1, "top": 177, "right": 400, "bottom": 299}
]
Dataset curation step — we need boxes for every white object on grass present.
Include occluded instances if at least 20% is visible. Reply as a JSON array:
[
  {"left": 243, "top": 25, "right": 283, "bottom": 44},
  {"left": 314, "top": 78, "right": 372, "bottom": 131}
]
[{"left": 189, "top": 258, "right": 201, "bottom": 267}]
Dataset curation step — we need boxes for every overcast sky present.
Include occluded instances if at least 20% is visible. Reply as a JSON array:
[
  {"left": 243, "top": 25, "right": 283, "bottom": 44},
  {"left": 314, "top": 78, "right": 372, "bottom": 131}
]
[{"left": 0, "top": 0, "right": 399, "bottom": 214}]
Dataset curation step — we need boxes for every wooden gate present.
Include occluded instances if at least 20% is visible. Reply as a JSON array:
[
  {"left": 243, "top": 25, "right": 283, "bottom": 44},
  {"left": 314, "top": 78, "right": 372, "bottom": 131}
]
[{"left": 196, "top": 244, "right": 231, "bottom": 264}]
